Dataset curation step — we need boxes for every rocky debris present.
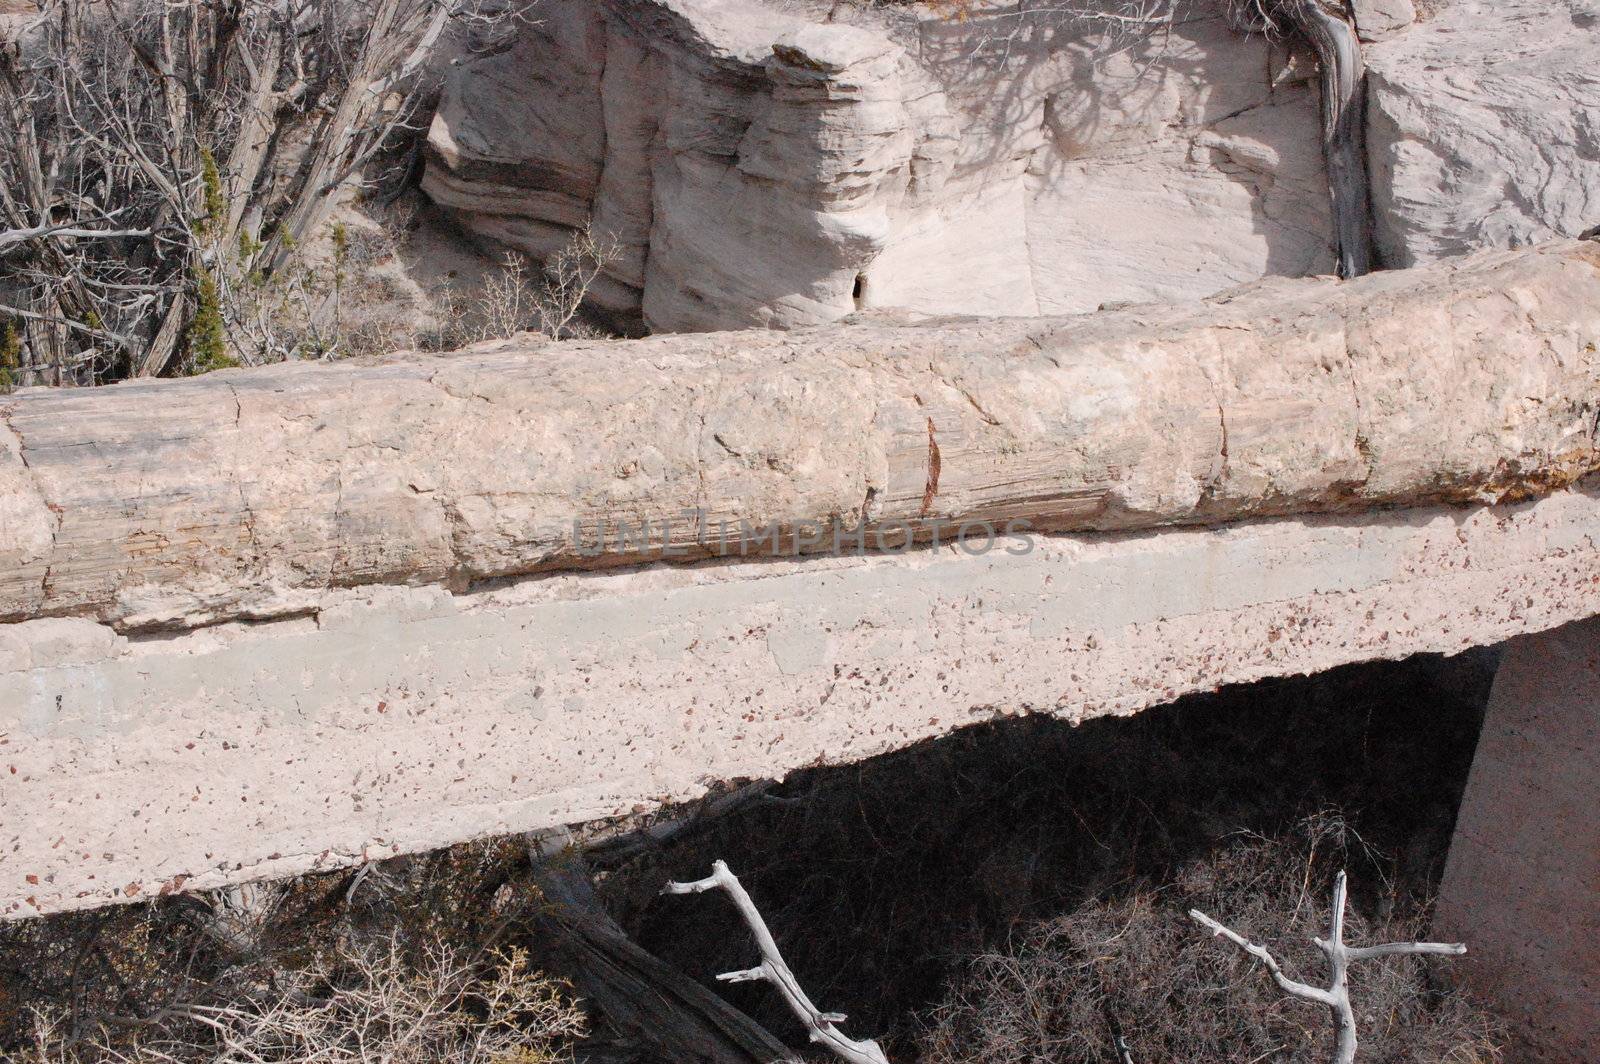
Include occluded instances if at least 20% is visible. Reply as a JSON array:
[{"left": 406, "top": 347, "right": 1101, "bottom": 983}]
[
  {"left": 1366, "top": 0, "right": 1600, "bottom": 267},
  {"left": 1351, "top": 0, "right": 1418, "bottom": 41},
  {"left": 1, "top": 239, "right": 1597, "bottom": 633}
]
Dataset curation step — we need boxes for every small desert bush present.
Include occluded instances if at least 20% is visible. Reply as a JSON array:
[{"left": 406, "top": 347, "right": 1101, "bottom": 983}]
[
  {"left": 918, "top": 815, "right": 1504, "bottom": 1064},
  {"left": 421, "top": 225, "right": 620, "bottom": 350},
  {"left": 25, "top": 937, "right": 585, "bottom": 1064}
]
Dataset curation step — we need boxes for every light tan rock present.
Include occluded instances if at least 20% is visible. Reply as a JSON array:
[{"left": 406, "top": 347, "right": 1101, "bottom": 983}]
[
  {"left": 2, "top": 239, "right": 1598, "bottom": 634},
  {"left": 426, "top": 0, "right": 1600, "bottom": 331},
  {"left": 0, "top": 413, "right": 53, "bottom": 621},
  {"left": 423, "top": 0, "right": 1335, "bottom": 331},
  {"left": 1351, "top": 0, "right": 1416, "bottom": 41},
  {"left": 1367, "top": 0, "right": 1600, "bottom": 267}
]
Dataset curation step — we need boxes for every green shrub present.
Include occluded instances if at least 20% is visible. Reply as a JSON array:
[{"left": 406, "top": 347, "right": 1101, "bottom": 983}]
[
  {"left": 197, "top": 148, "right": 226, "bottom": 237},
  {"left": 186, "top": 268, "right": 237, "bottom": 374},
  {"left": 0, "top": 321, "right": 19, "bottom": 394}
]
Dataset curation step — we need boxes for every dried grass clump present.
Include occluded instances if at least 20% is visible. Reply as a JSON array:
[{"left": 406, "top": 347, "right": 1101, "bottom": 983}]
[
  {"left": 918, "top": 815, "right": 1503, "bottom": 1064},
  {"left": 26, "top": 938, "right": 585, "bottom": 1064}
]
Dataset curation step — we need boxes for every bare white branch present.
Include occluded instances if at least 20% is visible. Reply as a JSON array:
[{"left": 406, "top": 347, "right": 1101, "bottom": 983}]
[
  {"left": 1341, "top": 941, "right": 1468, "bottom": 962},
  {"left": 0, "top": 222, "right": 151, "bottom": 250},
  {"left": 1188, "top": 909, "right": 1336, "bottom": 1005},
  {"left": 664, "top": 860, "right": 890, "bottom": 1064},
  {"left": 1191, "top": 869, "right": 1467, "bottom": 1064}
]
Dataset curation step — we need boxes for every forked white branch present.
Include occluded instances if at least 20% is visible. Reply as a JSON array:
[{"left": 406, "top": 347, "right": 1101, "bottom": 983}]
[
  {"left": 0, "top": 222, "right": 152, "bottom": 250},
  {"left": 663, "top": 860, "right": 889, "bottom": 1064},
  {"left": 1190, "top": 869, "right": 1466, "bottom": 1064}
]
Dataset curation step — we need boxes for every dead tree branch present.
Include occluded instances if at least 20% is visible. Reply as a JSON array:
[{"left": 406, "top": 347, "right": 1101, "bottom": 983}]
[
  {"left": 1190, "top": 869, "right": 1466, "bottom": 1064},
  {"left": 664, "top": 861, "right": 890, "bottom": 1064},
  {"left": 0, "top": 0, "right": 519, "bottom": 383},
  {"left": 0, "top": 223, "right": 152, "bottom": 251}
]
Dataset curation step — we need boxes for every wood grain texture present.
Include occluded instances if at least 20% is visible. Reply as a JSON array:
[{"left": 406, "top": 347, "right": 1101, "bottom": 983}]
[{"left": 2, "top": 239, "right": 1598, "bottom": 632}]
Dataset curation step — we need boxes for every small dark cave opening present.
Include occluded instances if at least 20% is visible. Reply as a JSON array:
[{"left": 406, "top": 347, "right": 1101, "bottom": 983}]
[{"left": 598, "top": 648, "right": 1500, "bottom": 1052}]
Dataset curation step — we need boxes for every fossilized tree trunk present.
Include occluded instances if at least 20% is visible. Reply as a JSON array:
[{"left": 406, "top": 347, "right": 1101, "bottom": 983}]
[{"left": 2, "top": 239, "right": 1598, "bottom": 634}]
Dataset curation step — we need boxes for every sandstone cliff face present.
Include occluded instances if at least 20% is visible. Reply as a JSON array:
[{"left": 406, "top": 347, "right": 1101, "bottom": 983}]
[
  {"left": 1365, "top": 0, "right": 1600, "bottom": 268},
  {"left": 423, "top": 0, "right": 1600, "bottom": 333},
  {"left": 2, "top": 240, "right": 1597, "bottom": 633},
  {"left": 424, "top": 0, "right": 1338, "bottom": 331}
]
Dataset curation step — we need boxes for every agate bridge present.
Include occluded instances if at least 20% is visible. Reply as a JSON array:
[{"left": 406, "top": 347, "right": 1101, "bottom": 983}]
[{"left": 3, "top": 240, "right": 1599, "bottom": 1055}]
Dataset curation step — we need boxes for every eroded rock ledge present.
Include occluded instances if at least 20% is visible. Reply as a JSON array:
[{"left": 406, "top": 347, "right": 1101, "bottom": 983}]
[
  {"left": 424, "top": 0, "right": 1600, "bottom": 331},
  {"left": 2, "top": 240, "right": 1598, "bottom": 634}
]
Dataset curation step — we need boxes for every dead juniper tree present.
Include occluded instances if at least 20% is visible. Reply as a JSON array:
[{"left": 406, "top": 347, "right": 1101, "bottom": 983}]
[
  {"left": 1190, "top": 869, "right": 1467, "bottom": 1064},
  {"left": 1227, "top": 1, "right": 1372, "bottom": 279},
  {"left": 0, "top": 0, "right": 521, "bottom": 384}
]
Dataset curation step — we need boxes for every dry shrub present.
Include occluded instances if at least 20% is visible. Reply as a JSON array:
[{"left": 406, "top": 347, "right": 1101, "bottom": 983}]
[
  {"left": 423, "top": 225, "right": 620, "bottom": 350},
  {"left": 26, "top": 937, "right": 584, "bottom": 1064},
  {"left": 611, "top": 655, "right": 1495, "bottom": 1053},
  {"left": 918, "top": 815, "right": 1503, "bottom": 1064}
]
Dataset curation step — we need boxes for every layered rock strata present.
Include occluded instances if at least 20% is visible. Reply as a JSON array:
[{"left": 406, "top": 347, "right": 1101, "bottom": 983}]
[{"left": 424, "top": 0, "right": 1600, "bottom": 331}]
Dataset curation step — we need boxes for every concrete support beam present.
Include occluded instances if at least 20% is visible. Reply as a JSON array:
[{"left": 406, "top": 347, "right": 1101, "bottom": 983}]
[
  {"left": 1436, "top": 617, "right": 1600, "bottom": 1063},
  {"left": 5, "top": 482, "right": 1599, "bottom": 919}
]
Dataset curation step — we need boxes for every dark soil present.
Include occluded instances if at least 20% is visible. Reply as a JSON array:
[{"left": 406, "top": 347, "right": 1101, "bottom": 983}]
[{"left": 599, "top": 649, "right": 1498, "bottom": 1055}]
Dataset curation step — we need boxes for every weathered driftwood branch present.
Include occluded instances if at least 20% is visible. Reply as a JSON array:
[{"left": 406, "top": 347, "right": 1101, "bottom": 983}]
[
  {"left": 1, "top": 240, "right": 1597, "bottom": 632},
  {"left": 1190, "top": 870, "right": 1467, "bottom": 1064},
  {"left": 1278, "top": 0, "right": 1373, "bottom": 278},
  {"left": 0, "top": 223, "right": 152, "bottom": 250},
  {"left": 664, "top": 861, "right": 890, "bottom": 1064}
]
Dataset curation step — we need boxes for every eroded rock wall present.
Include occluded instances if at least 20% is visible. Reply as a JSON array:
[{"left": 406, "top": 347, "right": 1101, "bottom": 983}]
[
  {"left": 1366, "top": 0, "right": 1600, "bottom": 268},
  {"left": 424, "top": 0, "right": 1338, "bottom": 330},
  {"left": 425, "top": 0, "right": 1600, "bottom": 332}
]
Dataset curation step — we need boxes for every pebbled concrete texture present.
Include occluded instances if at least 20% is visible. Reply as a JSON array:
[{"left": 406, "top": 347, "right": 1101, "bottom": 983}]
[
  {"left": 1435, "top": 615, "right": 1600, "bottom": 1063},
  {"left": 5, "top": 480, "right": 1600, "bottom": 918}
]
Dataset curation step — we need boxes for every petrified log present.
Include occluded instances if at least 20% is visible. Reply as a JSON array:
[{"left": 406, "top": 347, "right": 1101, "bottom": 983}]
[{"left": 1, "top": 240, "right": 1598, "bottom": 633}]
